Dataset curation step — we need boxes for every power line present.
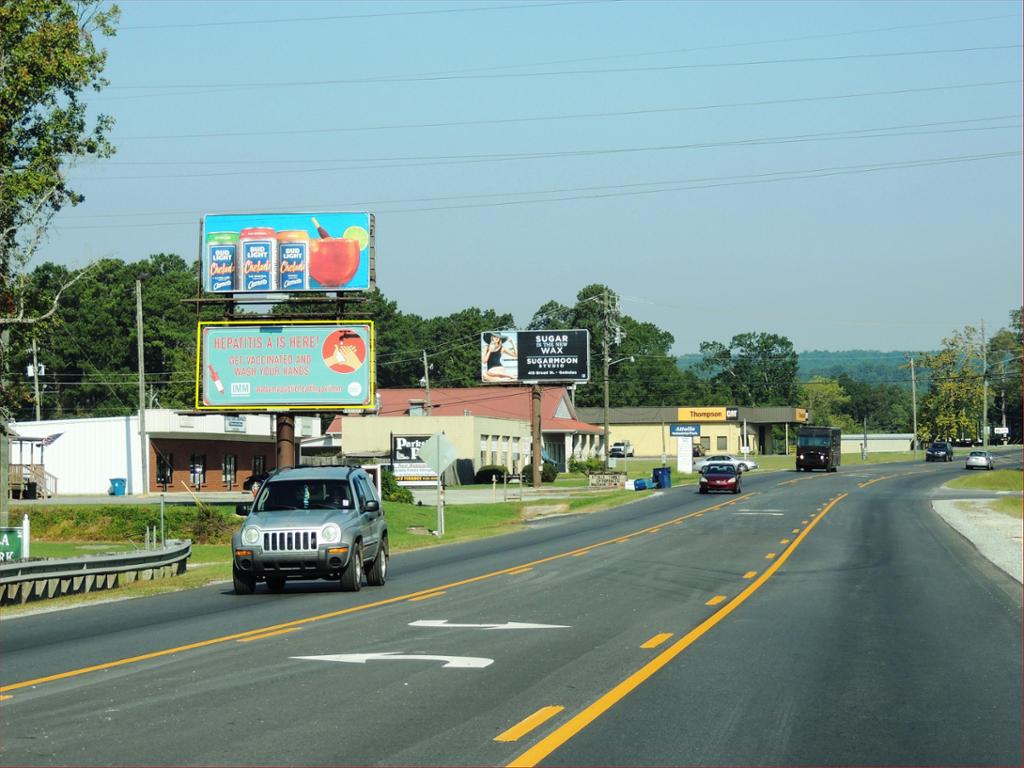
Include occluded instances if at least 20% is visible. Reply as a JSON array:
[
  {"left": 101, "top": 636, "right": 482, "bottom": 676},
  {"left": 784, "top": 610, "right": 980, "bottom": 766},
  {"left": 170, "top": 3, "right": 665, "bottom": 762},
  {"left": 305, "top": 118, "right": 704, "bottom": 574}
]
[
  {"left": 106, "top": 43, "right": 1023, "bottom": 91},
  {"left": 118, "top": 1, "right": 600, "bottom": 30},
  {"left": 109, "top": 79, "right": 1023, "bottom": 142},
  {"left": 71, "top": 116, "right": 1024, "bottom": 180},
  {"left": 51, "top": 149, "right": 1023, "bottom": 230}
]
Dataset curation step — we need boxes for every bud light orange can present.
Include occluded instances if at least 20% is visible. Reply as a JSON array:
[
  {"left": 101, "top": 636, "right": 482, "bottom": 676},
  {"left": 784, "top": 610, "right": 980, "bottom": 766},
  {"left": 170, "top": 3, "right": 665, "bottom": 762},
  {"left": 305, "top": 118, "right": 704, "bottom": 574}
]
[
  {"left": 206, "top": 232, "right": 238, "bottom": 292},
  {"left": 239, "top": 227, "right": 277, "bottom": 292}
]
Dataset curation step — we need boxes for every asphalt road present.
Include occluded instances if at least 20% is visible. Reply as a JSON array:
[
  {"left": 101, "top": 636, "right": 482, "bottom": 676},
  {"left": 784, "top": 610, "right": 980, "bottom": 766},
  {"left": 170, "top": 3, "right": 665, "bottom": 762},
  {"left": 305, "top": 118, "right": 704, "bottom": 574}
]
[{"left": 1, "top": 459, "right": 1020, "bottom": 766}]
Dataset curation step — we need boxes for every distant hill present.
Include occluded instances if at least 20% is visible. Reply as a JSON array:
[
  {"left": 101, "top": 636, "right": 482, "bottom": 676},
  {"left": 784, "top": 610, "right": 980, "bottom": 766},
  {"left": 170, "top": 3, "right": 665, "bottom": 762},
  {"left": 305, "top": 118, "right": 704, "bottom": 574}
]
[{"left": 677, "top": 349, "right": 934, "bottom": 387}]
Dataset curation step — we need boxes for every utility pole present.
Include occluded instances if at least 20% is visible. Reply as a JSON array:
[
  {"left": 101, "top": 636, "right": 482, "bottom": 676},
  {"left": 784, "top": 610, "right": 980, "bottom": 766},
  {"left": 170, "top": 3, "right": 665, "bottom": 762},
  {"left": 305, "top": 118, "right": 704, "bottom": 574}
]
[
  {"left": 422, "top": 350, "right": 431, "bottom": 413},
  {"left": 31, "top": 339, "right": 41, "bottom": 421},
  {"left": 981, "top": 320, "right": 988, "bottom": 447},
  {"left": 135, "top": 278, "right": 149, "bottom": 496},
  {"left": 602, "top": 326, "right": 610, "bottom": 469},
  {"left": 531, "top": 384, "right": 542, "bottom": 488},
  {"left": 909, "top": 356, "right": 918, "bottom": 455}
]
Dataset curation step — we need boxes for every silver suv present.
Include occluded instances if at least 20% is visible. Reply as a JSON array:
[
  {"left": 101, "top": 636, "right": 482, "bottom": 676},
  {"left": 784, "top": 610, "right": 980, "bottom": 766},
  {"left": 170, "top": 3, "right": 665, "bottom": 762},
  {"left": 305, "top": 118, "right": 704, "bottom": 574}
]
[{"left": 231, "top": 465, "right": 388, "bottom": 594}]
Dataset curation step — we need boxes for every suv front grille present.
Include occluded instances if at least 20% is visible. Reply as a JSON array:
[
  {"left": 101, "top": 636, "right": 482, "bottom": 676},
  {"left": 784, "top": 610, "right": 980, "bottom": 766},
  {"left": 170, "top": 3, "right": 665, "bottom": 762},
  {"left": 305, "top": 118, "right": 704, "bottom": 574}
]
[{"left": 263, "top": 530, "right": 318, "bottom": 552}]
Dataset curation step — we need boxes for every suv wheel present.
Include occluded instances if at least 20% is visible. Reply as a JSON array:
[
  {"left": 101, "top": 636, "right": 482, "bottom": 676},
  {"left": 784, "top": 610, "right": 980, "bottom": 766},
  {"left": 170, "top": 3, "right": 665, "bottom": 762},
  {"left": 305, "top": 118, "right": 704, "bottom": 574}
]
[
  {"left": 340, "top": 543, "right": 363, "bottom": 592},
  {"left": 366, "top": 538, "right": 388, "bottom": 586},
  {"left": 233, "top": 565, "right": 255, "bottom": 595}
]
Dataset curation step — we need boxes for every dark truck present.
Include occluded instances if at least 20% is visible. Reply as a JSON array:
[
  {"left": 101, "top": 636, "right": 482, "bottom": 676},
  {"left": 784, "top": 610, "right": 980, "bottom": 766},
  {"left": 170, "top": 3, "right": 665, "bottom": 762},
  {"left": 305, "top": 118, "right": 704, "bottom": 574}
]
[{"left": 796, "top": 426, "right": 841, "bottom": 472}]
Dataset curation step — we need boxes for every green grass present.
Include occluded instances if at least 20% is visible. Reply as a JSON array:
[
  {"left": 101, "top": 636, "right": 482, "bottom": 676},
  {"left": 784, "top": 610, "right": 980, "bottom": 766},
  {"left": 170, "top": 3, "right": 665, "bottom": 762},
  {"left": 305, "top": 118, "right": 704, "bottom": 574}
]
[
  {"left": 945, "top": 469, "right": 1023, "bottom": 493},
  {"left": 991, "top": 496, "right": 1023, "bottom": 518}
]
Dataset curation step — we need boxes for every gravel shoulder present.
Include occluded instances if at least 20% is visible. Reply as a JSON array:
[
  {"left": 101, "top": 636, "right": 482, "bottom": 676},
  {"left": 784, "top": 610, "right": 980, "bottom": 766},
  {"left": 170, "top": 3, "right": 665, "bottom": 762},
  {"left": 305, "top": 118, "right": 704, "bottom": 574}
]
[{"left": 932, "top": 498, "right": 1023, "bottom": 584}]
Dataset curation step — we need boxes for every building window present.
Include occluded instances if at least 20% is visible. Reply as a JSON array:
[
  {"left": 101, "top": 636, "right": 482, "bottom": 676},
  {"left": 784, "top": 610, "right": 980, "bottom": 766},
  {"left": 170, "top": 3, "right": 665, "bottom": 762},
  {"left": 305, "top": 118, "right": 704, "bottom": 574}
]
[
  {"left": 189, "top": 454, "right": 207, "bottom": 487},
  {"left": 253, "top": 455, "right": 266, "bottom": 476},
  {"left": 700, "top": 437, "right": 711, "bottom": 453},
  {"left": 156, "top": 452, "right": 173, "bottom": 489},
  {"left": 223, "top": 454, "right": 237, "bottom": 486},
  {"left": 717, "top": 436, "right": 727, "bottom": 451}
]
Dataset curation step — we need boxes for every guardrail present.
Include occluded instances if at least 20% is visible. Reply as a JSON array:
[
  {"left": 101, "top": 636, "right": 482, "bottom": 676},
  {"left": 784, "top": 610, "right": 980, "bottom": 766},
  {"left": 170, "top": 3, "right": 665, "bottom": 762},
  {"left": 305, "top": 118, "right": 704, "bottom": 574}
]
[{"left": 0, "top": 540, "right": 192, "bottom": 607}]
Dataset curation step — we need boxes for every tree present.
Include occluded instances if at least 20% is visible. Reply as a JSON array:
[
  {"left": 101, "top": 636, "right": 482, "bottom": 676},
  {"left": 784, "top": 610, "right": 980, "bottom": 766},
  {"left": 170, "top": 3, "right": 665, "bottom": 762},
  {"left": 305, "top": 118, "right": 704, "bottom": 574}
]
[
  {"left": 917, "top": 326, "right": 985, "bottom": 443},
  {"left": 697, "top": 332, "right": 799, "bottom": 406},
  {"left": 1, "top": 0, "right": 119, "bottom": 418},
  {"left": 800, "top": 376, "right": 855, "bottom": 430},
  {"left": 985, "top": 308, "right": 1022, "bottom": 442}
]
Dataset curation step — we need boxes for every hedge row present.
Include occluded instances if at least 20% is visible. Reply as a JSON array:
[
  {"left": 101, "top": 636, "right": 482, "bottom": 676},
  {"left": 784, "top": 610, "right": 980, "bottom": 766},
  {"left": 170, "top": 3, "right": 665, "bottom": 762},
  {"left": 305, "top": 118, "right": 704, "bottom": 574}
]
[{"left": 17, "top": 503, "right": 239, "bottom": 545}]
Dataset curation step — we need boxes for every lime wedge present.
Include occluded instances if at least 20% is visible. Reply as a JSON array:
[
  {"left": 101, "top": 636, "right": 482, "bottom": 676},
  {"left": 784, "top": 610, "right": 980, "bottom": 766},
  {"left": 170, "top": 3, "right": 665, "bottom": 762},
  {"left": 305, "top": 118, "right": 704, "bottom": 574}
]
[{"left": 342, "top": 226, "right": 370, "bottom": 251}]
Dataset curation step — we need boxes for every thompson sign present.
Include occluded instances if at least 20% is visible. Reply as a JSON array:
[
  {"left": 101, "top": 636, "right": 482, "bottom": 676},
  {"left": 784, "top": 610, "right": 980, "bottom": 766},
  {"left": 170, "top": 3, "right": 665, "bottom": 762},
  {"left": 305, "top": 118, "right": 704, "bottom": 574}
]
[
  {"left": 196, "top": 321, "right": 375, "bottom": 410},
  {"left": 481, "top": 330, "right": 590, "bottom": 383},
  {"left": 201, "top": 211, "right": 374, "bottom": 294}
]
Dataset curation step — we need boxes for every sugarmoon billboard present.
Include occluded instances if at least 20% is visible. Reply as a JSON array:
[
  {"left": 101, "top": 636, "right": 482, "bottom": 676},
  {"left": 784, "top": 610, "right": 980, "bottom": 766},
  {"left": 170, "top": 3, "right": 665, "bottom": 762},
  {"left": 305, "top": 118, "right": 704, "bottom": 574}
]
[
  {"left": 196, "top": 321, "right": 375, "bottom": 411},
  {"left": 481, "top": 330, "right": 590, "bottom": 383}
]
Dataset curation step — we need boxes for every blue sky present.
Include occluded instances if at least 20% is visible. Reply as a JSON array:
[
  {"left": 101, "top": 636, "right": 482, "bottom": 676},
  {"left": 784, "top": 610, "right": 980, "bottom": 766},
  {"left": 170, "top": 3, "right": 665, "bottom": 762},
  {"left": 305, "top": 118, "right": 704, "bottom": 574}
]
[{"left": 40, "top": 0, "right": 1023, "bottom": 353}]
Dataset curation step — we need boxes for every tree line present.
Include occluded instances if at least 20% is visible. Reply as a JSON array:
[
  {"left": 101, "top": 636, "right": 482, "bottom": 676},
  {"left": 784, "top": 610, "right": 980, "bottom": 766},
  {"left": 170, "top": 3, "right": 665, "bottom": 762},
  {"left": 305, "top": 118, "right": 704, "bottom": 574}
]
[{"left": 4, "top": 255, "right": 1021, "bottom": 444}]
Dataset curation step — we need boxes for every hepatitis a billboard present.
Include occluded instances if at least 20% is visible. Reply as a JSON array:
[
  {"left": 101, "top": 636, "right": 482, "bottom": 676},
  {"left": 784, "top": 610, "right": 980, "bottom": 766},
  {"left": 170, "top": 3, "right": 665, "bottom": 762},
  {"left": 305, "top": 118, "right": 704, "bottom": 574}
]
[
  {"left": 201, "top": 212, "right": 374, "bottom": 294},
  {"left": 196, "top": 321, "right": 374, "bottom": 411},
  {"left": 481, "top": 330, "right": 590, "bottom": 383}
]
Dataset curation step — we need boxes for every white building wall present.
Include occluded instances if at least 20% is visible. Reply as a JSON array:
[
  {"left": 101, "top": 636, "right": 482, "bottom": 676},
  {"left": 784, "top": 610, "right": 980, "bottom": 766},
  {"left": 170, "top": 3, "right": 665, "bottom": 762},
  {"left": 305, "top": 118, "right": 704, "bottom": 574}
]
[{"left": 11, "top": 415, "right": 142, "bottom": 495}]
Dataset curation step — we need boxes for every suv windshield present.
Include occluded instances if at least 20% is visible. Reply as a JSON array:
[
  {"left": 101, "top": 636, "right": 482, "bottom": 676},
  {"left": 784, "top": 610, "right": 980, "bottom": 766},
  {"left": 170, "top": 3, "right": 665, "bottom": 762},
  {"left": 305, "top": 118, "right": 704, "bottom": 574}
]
[
  {"left": 930, "top": 443, "right": 949, "bottom": 449},
  {"left": 255, "top": 480, "right": 353, "bottom": 512}
]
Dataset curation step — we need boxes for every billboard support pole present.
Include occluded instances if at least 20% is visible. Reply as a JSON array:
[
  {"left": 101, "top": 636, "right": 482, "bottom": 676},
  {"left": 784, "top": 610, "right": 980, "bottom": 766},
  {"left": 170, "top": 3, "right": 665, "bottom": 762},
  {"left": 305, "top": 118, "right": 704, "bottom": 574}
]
[
  {"left": 276, "top": 414, "right": 295, "bottom": 470},
  {"left": 531, "top": 384, "right": 542, "bottom": 488}
]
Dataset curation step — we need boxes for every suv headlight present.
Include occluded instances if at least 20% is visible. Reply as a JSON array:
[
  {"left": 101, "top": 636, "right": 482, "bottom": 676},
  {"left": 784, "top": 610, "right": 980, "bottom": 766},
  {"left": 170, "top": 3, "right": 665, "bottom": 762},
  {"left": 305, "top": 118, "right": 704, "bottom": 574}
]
[
  {"left": 321, "top": 523, "right": 341, "bottom": 544},
  {"left": 241, "top": 527, "right": 261, "bottom": 546}
]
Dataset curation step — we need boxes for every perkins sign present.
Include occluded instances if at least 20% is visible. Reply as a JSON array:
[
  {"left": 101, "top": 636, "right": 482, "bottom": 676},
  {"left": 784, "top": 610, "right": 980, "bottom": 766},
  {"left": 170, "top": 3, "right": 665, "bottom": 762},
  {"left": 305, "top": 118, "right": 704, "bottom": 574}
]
[{"left": 481, "top": 330, "right": 590, "bottom": 383}]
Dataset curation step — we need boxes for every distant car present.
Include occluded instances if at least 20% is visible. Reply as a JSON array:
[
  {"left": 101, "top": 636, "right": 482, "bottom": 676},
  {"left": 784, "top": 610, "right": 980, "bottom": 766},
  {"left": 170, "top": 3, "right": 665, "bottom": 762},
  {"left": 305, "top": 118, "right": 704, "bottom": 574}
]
[
  {"left": 694, "top": 454, "right": 759, "bottom": 473},
  {"left": 698, "top": 463, "right": 742, "bottom": 494},
  {"left": 609, "top": 442, "right": 634, "bottom": 458},
  {"left": 925, "top": 442, "right": 954, "bottom": 462},
  {"left": 965, "top": 450, "right": 994, "bottom": 470}
]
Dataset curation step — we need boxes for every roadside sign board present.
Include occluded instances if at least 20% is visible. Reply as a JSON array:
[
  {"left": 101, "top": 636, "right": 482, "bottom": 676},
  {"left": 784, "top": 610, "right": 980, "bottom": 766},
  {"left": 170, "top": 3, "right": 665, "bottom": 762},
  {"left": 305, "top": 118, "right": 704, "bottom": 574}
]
[
  {"left": 481, "top": 329, "right": 590, "bottom": 383},
  {"left": 201, "top": 211, "right": 374, "bottom": 294},
  {"left": 994, "top": 427, "right": 1010, "bottom": 435},
  {"left": 391, "top": 434, "right": 439, "bottom": 487},
  {"left": 676, "top": 436, "right": 694, "bottom": 474},
  {"left": 196, "top": 321, "right": 374, "bottom": 410},
  {"left": 420, "top": 434, "right": 458, "bottom": 475},
  {"left": 0, "top": 527, "right": 24, "bottom": 562},
  {"left": 670, "top": 424, "right": 701, "bottom": 437}
]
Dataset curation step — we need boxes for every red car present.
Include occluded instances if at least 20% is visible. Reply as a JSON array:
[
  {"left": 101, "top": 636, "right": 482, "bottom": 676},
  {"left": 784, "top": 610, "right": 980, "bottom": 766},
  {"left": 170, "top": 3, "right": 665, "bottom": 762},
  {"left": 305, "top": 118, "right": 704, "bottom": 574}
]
[{"left": 699, "top": 463, "right": 742, "bottom": 494}]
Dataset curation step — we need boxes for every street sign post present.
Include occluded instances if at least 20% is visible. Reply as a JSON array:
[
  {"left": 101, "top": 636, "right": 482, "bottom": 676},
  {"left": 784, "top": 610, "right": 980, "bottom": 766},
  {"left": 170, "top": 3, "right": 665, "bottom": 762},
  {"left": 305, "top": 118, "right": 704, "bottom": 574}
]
[{"left": 420, "top": 433, "right": 457, "bottom": 536}]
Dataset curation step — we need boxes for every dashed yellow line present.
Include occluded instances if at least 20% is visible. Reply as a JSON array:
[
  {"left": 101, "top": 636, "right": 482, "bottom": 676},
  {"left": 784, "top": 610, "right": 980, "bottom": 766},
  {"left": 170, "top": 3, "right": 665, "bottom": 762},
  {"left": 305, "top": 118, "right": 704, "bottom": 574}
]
[
  {"left": 705, "top": 595, "right": 727, "bottom": 606},
  {"left": 765, "top": 552, "right": 776, "bottom": 560},
  {"left": 508, "top": 493, "right": 849, "bottom": 768},
  {"left": 641, "top": 633, "right": 673, "bottom": 649},
  {"left": 779, "top": 539, "right": 790, "bottom": 545},
  {"left": 743, "top": 571, "right": 757, "bottom": 580},
  {"left": 495, "top": 706, "right": 565, "bottom": 743}
]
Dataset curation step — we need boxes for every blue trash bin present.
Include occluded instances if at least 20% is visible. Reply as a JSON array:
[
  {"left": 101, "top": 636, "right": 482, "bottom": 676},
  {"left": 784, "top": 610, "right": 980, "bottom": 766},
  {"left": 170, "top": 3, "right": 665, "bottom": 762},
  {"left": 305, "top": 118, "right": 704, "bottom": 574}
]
[
  {"left": 109, "top": 478, "right": 127, "bottom": 496},
  {"left": 652, "top": 467, "right": 672, "bottom": 489}
]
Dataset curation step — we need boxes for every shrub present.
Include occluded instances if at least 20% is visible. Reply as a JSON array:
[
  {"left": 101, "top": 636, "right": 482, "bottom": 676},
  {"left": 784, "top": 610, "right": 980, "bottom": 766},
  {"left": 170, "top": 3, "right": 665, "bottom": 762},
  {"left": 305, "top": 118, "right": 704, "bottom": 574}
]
[
  {"left": 474, "top": 464, "right": 511, "bottom": 484},
  {"left": 188, "top": 503, "right": 236, "bottom": 544},
  {"left": 522, "top": 462, "right": 558, "bottom": 483},
  {"left": 569, "top": 456, "right": 604, "bottom": 474},
  {"left": 381, "top": 470, "right": 414, "bottom": 504}
]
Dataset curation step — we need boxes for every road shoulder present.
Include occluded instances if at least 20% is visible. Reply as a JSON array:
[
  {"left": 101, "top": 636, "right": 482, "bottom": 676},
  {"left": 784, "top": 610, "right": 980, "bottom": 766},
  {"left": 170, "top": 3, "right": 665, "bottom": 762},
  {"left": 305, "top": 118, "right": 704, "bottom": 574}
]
[{"left": 932, "top": 499, "right": 1023, "bottom": 584}]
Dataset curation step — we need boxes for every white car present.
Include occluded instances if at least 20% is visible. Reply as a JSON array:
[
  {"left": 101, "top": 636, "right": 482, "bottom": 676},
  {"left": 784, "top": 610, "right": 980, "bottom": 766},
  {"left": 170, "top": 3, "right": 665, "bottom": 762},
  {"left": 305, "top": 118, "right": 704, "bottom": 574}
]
[
  {"left": 964, "top": 450, "right": 994, "bottom": 470},
  {"left": 694, "top": 454, "right": 759, "bottom": 473}
]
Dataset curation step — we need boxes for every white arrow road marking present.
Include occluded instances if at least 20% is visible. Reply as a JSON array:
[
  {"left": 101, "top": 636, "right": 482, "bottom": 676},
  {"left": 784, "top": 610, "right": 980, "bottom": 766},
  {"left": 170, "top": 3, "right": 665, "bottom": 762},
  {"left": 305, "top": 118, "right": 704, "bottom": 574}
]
[
  {"left": 409, "top": 620, "right": 570, "bottom": 631},
  {"left": 291, "top": 652, "right": 494, "bottom": 669}
]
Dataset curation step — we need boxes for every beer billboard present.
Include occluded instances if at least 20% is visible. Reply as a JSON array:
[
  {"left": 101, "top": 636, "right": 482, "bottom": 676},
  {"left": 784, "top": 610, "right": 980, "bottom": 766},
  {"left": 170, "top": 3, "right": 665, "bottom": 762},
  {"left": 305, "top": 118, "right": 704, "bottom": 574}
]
[
  {"left": 201, "top": 211, "right": 374, "bottom": 294},
  {"left": 481, "top": 330, "right": 590, "bottom": 383},
  {"left": 196, "top": 321, "right": 374, "bottom": 411}
]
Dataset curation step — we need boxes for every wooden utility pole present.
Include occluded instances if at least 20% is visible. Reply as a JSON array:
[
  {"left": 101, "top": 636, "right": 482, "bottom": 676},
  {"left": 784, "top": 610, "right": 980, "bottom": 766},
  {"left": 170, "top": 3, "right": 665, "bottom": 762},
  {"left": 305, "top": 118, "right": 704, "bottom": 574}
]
[
  {"left": 910, "top": 356, "right": 918, "bottom": 455},
  {"left": 31, "top": 339, "right": 41, "bottom": 421},
  {"left": 136, "top": 279, "right": 149, "bottom": 495},
  {"left": 531, "top": 384, "right": 542, "bottom": 488},
  {"left": 276, "top": 414, "right": 296, "bottom": 469}
]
